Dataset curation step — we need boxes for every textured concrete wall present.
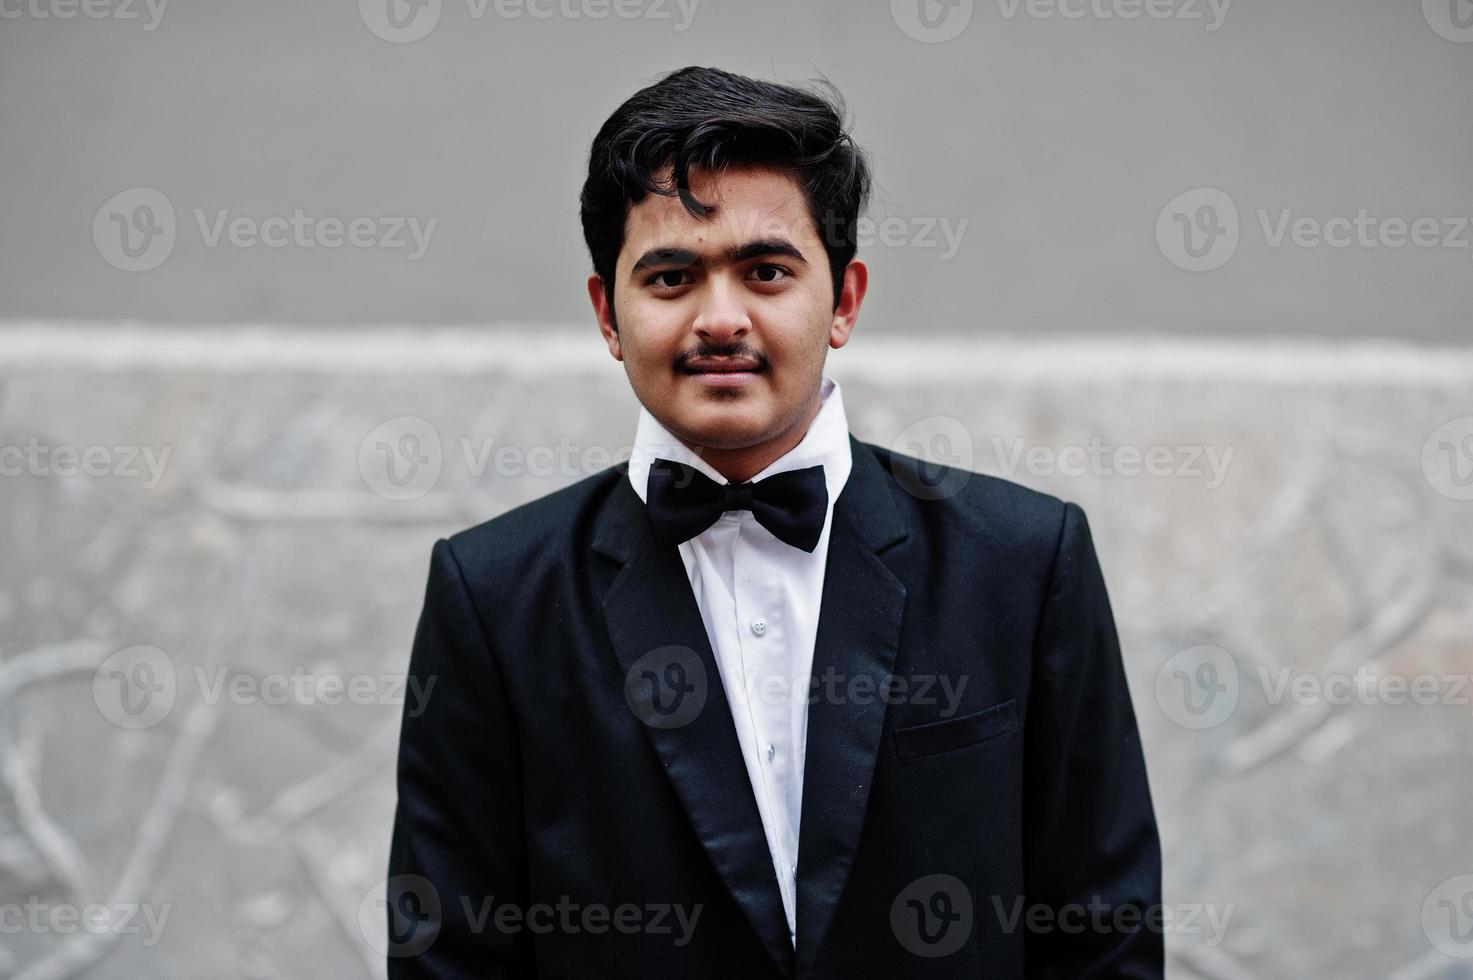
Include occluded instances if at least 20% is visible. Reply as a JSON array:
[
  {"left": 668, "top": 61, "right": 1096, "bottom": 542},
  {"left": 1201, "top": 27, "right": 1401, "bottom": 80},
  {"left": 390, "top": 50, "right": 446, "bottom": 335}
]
[{"left": 2, "top": 324, "right": 1471, "bottom": 978}]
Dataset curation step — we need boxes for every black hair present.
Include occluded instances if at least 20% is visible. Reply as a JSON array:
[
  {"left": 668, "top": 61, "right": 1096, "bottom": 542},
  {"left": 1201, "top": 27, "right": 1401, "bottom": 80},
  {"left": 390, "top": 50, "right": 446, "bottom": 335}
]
[{"left": 579, "top": 65, "right": 871, "bottom": 329}]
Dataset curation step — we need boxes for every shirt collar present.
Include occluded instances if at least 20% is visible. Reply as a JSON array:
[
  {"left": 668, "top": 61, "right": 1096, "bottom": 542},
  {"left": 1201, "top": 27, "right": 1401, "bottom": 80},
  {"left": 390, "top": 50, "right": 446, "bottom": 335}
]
[{"left": 627, "top": 374, "right": 853, "bottom": 510}]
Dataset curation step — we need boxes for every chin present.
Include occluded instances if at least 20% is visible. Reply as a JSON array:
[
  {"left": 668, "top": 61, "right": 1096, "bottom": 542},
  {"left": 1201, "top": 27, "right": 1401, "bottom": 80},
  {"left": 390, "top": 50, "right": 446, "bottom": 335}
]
[{"left": 680, "top": 418, "right": 770, "bottom": 450}]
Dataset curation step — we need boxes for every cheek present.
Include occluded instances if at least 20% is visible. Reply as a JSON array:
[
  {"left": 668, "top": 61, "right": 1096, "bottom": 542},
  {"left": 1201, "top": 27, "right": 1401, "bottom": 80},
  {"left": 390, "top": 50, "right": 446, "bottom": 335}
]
[
  {"left": 768, "top": 319, "right": 829, "bottom": 364},
  {"left": 621, "top": 291, "right": 681, "bottom": 333},
  {"left": 620, "top": 326, "right": 679, "bottom": 380}
]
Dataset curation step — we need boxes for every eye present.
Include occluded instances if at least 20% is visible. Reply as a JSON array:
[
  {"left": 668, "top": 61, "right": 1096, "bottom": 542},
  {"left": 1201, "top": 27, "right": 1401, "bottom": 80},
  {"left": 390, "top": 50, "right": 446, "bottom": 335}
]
[
  {"left": 646, "top": 270, "right": 691, "bottom": 290},
  {"left": 749, "top": 263, "right": 793, "bottom": 284}
]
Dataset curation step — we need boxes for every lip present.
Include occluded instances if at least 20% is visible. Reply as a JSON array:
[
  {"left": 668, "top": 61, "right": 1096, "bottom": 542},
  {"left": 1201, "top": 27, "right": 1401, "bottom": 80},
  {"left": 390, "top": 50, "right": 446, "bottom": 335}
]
[
  {"left": 684, "top": 356, "right": 762, "bottom": 373},
  {"left": 682, "top": 356, "right": 762, "bottom": 388},
  {"left": 687, "top": 368, "right": 760, "bottom": 388}
]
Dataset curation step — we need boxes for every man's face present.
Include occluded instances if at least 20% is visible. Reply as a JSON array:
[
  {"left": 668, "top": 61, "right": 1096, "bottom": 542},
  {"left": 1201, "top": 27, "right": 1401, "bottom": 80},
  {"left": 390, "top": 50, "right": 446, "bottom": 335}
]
[{"left": 589, "top": 164, "right": 865, "bottom": 461}]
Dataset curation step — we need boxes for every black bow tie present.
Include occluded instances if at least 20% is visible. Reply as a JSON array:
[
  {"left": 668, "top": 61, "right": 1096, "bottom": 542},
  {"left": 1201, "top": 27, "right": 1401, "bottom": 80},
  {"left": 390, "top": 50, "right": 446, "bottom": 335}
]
[{"left": 645, "top": 458, "right": 829, "bottom": 553}]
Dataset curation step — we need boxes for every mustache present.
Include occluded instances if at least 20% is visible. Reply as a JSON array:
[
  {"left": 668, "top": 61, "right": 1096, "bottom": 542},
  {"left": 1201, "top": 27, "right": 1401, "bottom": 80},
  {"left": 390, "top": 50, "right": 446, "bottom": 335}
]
[{"left": 675, "top": 346, "right": 768, "bottom": 372}]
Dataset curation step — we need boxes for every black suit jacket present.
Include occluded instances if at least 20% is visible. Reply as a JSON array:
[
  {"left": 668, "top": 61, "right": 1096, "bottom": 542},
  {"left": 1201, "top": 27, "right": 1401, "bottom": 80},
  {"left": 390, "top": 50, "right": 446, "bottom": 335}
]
[{"left": 387, "top": 435, "right": 1163, "bottom": 978}]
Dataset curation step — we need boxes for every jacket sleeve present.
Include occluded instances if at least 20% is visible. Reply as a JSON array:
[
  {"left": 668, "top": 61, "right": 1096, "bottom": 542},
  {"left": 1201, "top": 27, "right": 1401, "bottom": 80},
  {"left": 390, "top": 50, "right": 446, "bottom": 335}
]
[
  {"left": 386, "top": 537, "right": 535, "bottom": 978},
  {"left": 1022, "top": 503, "right": 1164, "bottom": 978}
]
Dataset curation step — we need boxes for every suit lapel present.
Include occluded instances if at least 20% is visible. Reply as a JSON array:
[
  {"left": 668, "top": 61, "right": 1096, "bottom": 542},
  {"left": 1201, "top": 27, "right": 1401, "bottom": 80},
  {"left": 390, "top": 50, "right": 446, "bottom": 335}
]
[
  {"left": 592, "top": 436, "right": 910, "bottom": 979},
  {"left": 794, "top": 435, "right": 909, "bottom": 977},
  {"left": 594, "top": 468, "right": 797, "bottom": 979}
]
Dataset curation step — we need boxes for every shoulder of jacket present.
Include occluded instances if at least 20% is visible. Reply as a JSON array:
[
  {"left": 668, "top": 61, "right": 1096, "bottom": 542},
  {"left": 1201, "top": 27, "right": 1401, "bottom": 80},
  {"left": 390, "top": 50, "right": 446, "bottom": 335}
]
[
  {"left": 857, "top": 437, "right": 1073, "bottom": 554},
  {"left": 440, "top": 463, "right": 624, "bottom": 582}
]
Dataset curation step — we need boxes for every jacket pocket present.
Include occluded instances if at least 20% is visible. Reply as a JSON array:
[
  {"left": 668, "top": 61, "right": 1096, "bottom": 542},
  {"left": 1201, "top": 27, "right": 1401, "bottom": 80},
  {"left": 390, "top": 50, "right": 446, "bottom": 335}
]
[{"left": 892, "top": 698, "right": 1018, "bottom": 762}]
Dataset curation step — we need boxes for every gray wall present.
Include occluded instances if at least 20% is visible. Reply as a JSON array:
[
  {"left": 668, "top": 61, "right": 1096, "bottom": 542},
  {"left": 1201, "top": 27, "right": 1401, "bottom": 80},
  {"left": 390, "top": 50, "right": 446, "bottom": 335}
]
[{"left": 1, "top": 0, "right": 1471, "bottom": 337}]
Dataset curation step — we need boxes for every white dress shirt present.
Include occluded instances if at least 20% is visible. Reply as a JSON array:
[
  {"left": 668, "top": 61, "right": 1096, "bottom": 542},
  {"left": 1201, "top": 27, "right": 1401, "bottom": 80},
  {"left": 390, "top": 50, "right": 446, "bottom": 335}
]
[{"left": 625, "top": 374, "right": 853, "bottom": 948}]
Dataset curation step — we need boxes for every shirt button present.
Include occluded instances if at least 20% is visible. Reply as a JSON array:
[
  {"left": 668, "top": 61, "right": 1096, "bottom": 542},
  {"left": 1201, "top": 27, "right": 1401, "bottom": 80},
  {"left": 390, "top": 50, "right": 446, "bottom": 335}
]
[
  {"left": 766, "top": 743, "right": 776, "bottom": 761},
  {"left": 750, "top": 617, "right": 768, "bottom": 636}
]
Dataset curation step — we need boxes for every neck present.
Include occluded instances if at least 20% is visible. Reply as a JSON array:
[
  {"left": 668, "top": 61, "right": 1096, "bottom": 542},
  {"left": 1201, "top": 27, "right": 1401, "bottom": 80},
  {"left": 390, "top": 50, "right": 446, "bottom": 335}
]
[{"left": 680, "top": 387, "right": 825, "bottom": 484}]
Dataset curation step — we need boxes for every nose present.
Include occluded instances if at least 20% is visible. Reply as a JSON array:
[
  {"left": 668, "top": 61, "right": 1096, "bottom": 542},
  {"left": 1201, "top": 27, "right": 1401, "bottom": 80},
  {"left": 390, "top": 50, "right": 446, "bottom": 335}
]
[{"left": 690, "top": 273, "right": 752, "bottom": 344}]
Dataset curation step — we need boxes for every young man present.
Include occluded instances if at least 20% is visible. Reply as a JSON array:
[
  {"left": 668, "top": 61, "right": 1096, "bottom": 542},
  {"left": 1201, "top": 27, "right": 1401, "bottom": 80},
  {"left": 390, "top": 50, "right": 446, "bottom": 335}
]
[{"left": 387, "top": 66, "right": 1163, "bottom": 978}]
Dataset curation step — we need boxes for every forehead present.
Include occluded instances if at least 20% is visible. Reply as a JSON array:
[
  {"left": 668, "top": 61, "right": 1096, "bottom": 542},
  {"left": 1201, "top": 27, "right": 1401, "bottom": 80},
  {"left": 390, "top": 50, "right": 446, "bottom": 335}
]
[{"left": 621, "top": 165, "right": 817, "bottom": 257}]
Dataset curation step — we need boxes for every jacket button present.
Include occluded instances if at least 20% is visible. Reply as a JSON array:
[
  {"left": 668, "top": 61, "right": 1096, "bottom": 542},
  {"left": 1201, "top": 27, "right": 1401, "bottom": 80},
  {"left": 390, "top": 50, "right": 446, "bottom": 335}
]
[{"left": 751, "top": 617, "right": 768, "bottom": 636}]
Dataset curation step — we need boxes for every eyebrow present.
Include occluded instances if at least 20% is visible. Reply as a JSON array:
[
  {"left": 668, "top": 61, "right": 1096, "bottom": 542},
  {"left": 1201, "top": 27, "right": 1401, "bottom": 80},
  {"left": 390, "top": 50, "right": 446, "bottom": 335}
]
[{"left": 629, "top": 238, "right": 809, "bottom": 280}]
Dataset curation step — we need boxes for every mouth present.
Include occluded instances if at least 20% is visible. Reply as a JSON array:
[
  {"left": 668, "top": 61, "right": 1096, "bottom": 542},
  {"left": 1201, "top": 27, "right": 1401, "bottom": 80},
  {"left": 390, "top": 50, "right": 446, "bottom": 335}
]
[
  {"left": 683, "top": 356, "right": 762, "bottom": 374},
  {"left": 682, "top": 356, "right": 763, "bottom": 388}
]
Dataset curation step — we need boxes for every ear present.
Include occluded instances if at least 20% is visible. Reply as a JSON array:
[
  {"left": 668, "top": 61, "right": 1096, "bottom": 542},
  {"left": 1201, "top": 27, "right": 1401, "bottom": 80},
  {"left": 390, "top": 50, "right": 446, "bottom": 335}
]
[
  {"left": 588, "top": 273, "right": 622, "bottom": 361},
  {"left": 828, "top": 260, "right": 868, "bottom": 350}
]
